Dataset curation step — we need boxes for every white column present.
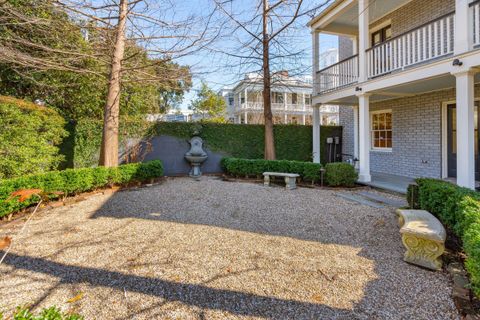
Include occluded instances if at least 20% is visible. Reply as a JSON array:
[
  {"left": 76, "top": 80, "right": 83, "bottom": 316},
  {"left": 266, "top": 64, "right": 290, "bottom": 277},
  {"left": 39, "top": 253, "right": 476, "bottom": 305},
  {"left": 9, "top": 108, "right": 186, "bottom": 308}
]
[
  {"left": 313, "top": 105, "right": 321, "bottom": 163},
  {"left": 352, "top": 36, "right": 358, "bottom": 55},
  {"left": 244, "top": 111, "right": 248, "bottom": 124},
  {"left": 284, "top": 92, "right": 288, "bottom": 124},
  {"left": 452, "top": 69, "right": 475, "bottom": 189},
  {"left": 353, "top": 105, "right": 359, "bottom": 166},
  {"left": 312, "top": 31, "right": 320, "bottom": 95},
  {"left": 454, "top": 0, "right": 473, "bottom": 55},
  {"left": 358, "top": 94, "right": 371, "bottom": 182},
  {"left": 358, "top": 0, "right": 369, "bottom": 82}
]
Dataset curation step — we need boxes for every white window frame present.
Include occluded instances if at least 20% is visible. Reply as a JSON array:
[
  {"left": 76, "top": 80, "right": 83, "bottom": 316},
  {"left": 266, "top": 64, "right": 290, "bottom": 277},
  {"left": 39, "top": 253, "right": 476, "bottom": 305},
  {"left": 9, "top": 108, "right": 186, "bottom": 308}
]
[{"left": 370, "top": 109, "right": 393, "bottom": 152}]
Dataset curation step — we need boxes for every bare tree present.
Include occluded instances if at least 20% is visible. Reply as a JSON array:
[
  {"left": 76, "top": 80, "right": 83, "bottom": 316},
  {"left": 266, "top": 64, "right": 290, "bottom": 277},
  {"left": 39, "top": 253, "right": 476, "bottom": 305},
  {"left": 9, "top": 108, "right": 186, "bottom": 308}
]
[
  {"left": 212, "top": 0, "right": 329, "bottom": 160},
  {"left": 0, "top": 0, "right": 219, "bottom": 167}
]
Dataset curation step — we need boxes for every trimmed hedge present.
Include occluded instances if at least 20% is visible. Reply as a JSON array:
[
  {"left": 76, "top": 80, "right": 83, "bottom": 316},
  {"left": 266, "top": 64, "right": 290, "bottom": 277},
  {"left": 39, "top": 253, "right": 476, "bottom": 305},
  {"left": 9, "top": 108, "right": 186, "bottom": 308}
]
[
  {"left": 0, "top": 96, "right": 68, "bottom": 179},
  {"left": 0, "top": 160, "right": 164, "bottom": 218},
  {"left": 67, "top": 120, "right": 342, "bottom": 168},
  {"left": 409, "top": 178, "right": 480, "bottom": 296},
  {"left": 221, "top": 158, "right": 322, "bottom": 182},
  {"left": 324, "top": 163, "right": 358, "bottom": 187}
]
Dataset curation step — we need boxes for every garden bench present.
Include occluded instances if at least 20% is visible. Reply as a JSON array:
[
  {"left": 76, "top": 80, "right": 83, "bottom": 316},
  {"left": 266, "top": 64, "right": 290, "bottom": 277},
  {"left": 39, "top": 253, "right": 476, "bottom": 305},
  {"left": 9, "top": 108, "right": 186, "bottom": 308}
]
[
  {"left": 396, "top": 209, "right": 446, "bottom": 270},
  {"left": 263, "top": 172, "right": 300, "bottom": 190}
]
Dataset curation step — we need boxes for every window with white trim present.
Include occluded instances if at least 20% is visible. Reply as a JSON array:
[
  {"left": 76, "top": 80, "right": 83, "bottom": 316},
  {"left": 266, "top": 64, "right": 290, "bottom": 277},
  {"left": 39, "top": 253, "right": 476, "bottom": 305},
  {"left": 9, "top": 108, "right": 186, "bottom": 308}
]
[{"left": 371, "top": 110, "right": 392, "bottom": 150}]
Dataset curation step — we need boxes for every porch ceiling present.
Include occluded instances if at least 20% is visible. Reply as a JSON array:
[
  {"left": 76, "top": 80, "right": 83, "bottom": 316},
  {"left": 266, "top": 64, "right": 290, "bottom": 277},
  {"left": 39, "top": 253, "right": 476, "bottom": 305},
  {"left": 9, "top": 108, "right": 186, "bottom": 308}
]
[
  {"left": 319, "top": 0, "right": 411, "bottom": 35},
  {"left": 329, "top": 73, "right": 480, "bottom": 105}
]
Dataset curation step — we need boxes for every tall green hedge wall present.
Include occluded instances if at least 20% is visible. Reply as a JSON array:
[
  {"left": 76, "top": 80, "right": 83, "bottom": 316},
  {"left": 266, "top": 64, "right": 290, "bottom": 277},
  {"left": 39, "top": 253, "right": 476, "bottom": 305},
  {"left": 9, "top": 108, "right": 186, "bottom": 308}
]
[{"left": 66, "top": 120, "right": 342, "bottom": 168}]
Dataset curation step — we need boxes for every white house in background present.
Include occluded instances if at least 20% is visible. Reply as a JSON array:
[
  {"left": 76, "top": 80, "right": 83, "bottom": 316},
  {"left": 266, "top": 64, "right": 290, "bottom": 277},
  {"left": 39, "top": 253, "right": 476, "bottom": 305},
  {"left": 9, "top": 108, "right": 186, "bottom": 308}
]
[
  {"left": 230, "top": 71, "right": 339, "bottom": 125},
  {"left": 309, "top": 0, "right": 480, "bottom": 191},
  {"left": 218, "top": 87, "right": 235, "bottom": 122},
  {"left": 146, "top": 109, "right": 203, "bottom": 122},
  {"left": 319, "top": 47, "right": 339, "bottom": 70}
]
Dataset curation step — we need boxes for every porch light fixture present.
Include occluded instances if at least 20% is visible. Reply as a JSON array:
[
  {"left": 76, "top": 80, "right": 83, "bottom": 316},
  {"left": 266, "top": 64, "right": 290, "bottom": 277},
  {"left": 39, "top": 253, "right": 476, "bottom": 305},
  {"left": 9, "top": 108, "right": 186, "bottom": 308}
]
[
  {"left": 452, "top": 59, "right": 463, "bottom": 66},
  {"left": 355, "top": 86, "right": 363, "bottom": 92}
]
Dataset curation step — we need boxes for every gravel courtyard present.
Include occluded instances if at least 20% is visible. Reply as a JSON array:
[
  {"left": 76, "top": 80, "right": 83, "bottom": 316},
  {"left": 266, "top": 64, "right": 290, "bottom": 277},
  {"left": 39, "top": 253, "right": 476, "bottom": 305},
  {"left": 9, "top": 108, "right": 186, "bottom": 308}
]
[{"left": 0, "top": 177, "right": 458, "bottom": 319}]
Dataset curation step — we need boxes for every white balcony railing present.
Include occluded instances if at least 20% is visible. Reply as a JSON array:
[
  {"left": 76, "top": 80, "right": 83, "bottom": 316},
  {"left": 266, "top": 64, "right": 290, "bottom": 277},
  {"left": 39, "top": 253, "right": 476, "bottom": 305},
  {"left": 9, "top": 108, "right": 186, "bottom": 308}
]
[
  {"left": 472, "top": 1, "right": 480, "bottom": 46},
  {"left": 239, "top": 102, "right": 312, "bottom": 113},
  {"left": 316, "top": 55, "right": 359, "bottom": 95},
  {"left": 367, "top": 12, "right": 455, "bottom": 78}
]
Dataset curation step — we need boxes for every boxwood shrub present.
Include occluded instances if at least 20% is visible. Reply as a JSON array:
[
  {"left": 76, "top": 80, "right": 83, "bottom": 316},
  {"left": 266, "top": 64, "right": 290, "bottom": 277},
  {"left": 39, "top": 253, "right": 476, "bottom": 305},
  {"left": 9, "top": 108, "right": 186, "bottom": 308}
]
[
  {"left": 0, "top": 160, "right": 164, "bottom": 218},
  {"left": 411, "top": 178, "right": 480, "bottom": 297},
  {"left": 221, "top": 158, "right": 322, "bottom": 182},
  {"left": 324, "top": 163, "right": 358, "bottom": 187}
]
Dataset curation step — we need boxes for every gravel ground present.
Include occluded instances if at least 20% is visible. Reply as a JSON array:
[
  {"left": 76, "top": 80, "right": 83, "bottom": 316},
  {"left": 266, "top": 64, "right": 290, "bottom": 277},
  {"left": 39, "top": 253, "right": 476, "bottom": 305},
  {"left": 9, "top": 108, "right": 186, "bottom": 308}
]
[{"left": 0, "top": 177, "right": 459, "bottom": 319}]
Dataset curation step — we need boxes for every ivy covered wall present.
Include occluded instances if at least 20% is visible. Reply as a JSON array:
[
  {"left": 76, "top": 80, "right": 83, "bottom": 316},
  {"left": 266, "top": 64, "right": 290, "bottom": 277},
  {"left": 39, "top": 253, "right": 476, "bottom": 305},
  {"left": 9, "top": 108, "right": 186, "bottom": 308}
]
[{"left": 64, "top": 120, "right": 342, "bottom": 168}]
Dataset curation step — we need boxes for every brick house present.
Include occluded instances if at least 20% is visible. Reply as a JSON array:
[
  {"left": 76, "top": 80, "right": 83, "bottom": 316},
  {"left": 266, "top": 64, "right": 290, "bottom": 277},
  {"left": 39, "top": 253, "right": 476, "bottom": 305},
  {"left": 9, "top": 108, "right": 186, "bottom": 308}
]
[{"left": 309, "top": 0, "right": 480, "bottom": 192}]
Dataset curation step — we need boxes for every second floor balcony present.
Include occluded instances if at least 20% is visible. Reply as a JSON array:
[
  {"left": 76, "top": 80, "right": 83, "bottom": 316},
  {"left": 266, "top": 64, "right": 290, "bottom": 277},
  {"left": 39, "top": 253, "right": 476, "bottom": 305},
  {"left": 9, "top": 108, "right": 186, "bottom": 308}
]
[
  {"left": 312, "top": 0, "right": 480, "bottom": 96},
  {"left": 238, "top": 102, "right": 313, "bottom": 113}
]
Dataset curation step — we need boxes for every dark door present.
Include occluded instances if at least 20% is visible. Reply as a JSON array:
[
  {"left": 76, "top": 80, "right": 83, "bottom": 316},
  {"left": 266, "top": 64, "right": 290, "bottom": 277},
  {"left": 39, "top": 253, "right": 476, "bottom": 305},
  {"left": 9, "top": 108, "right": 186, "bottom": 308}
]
[{"left": 447, "top": 103, "right": 480, "bottom": 180}]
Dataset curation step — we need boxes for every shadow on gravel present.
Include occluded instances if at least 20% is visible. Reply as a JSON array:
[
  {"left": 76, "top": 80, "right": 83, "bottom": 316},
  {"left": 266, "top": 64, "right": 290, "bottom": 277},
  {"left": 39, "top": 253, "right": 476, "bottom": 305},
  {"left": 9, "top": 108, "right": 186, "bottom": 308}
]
[{"left": 1, "top": 252, "right": 348, "bottom": 319}]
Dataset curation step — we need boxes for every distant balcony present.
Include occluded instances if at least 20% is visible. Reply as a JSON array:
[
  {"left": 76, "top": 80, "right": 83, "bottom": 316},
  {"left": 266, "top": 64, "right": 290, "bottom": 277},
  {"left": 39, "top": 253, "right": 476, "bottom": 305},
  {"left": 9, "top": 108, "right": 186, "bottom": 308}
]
[{"left": 238, "top": 102, "right": 312, "bottom": 113}]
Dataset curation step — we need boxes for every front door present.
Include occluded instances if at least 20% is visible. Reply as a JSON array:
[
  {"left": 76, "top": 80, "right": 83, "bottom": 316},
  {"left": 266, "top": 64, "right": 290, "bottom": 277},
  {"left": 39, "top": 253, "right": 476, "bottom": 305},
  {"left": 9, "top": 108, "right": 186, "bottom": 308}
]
[{"left": 447, "top": 103, "right": 480, "bottom": 180}]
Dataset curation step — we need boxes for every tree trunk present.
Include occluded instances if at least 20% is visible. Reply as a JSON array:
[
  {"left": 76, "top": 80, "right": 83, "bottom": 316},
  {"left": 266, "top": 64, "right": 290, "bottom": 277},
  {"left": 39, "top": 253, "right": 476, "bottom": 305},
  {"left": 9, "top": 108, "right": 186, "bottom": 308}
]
[
  {"left": 262, "top": 0, "right": 276, "bottom": 160},
  {"left": 99, "top": 0, "right": 128, "bottom": 167}
]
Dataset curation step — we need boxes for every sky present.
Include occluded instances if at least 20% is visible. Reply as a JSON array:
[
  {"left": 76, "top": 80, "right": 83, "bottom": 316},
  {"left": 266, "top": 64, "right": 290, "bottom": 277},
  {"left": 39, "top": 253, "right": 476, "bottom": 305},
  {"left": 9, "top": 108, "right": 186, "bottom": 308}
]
[{"left": 172, "top": 0, "right": 339, "bottom": 110}]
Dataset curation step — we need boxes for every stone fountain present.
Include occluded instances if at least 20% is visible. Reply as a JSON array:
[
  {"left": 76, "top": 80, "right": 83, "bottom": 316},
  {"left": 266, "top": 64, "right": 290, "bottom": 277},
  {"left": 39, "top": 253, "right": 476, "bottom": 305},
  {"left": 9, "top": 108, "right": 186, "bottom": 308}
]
[{"left": 184, "top": 136, "right": 208, "bottom": 179}]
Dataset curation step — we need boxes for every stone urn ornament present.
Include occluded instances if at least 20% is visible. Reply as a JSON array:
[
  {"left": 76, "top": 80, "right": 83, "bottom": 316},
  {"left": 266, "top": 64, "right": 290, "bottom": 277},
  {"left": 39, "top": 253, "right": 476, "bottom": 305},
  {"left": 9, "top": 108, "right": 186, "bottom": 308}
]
[{"left": 184, "top": 136, "right": 208, "bottom": 180}]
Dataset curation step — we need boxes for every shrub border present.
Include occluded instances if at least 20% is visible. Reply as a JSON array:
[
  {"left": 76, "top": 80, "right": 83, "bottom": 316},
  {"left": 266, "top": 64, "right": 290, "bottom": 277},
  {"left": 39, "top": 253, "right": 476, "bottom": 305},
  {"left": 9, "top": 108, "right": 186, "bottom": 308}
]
[{"left": 0, "top": 160, "right": 164, "bottom": 218}]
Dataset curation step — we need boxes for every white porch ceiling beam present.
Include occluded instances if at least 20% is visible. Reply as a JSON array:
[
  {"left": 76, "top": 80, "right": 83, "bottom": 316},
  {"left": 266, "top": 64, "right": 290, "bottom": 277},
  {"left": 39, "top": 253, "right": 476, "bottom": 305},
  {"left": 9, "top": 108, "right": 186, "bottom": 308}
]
[{"left": 310, "top": 0, "right": 356, "bottom": 31}]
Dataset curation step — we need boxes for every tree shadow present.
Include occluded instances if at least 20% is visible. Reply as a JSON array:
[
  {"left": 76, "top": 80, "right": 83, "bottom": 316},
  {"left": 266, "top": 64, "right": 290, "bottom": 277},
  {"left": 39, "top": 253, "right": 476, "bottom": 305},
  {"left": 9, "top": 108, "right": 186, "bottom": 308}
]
[
  {"left": 0, "top": 178, "right": 457, "bottom": 318},
  {"left": 1, "top": 252, "right": 349, "bottom": 319}
]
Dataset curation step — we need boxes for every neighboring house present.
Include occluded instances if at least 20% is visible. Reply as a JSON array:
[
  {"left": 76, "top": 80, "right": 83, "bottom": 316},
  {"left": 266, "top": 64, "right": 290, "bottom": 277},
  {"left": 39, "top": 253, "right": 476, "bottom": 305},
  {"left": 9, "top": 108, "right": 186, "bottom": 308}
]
[
  {"left": 219, "top": 87, "right": 236, "bottom": 122},
  {"left": 319, "top": 47, "right": 339, "bottom": 70},
  {"left": 230, "top": 72, "right": 334, "bottom": 125},
  {"left": 309, "top": 0, "right": 480, "bottom": 191},
  {"left": 146, "top": 110, "right": 203, "bottom": 122}
]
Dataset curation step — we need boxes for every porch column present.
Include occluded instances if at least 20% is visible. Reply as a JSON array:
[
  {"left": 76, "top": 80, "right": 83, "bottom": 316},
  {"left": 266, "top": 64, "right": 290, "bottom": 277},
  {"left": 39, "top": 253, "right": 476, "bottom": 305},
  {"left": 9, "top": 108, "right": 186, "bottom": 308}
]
[
  {"left": 244, "top": 111, "right": 248, "bottom": 124},
  {"left": 313, "top": 104, "right": 321, "bottom": 163},
  {"left": 358, "top": 0, "right": 369, "bottom": 82},
  {"left": 453, "top": 69, "right": 476, "bottom": 189},
  {"left": 284, "top": 92, "right": 288, "bottom": 124},
  {"left": 358, "top": 93, "right": 371, "bottom": 182},
  {"left": 454, "top": 0, "right": 473, "bottom": 55},
  {"left": 353, "top": 105, "right": 360, "bottom": 167},
  {"left": 312, "top": 30, "right": 320, "bottom": 94}
]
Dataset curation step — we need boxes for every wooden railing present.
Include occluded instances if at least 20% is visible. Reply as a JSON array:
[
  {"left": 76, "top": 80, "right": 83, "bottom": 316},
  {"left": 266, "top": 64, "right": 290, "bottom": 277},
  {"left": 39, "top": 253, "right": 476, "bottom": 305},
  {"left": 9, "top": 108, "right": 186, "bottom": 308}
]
[
  {"left": 472, "top": 0, "right": 480, "bottom": 46},
  {"left": 315, "top": 55, "right": 359, "bottom": 94},
  {"left": 367, "top": 12, "right": 455, "bottom": 78}
]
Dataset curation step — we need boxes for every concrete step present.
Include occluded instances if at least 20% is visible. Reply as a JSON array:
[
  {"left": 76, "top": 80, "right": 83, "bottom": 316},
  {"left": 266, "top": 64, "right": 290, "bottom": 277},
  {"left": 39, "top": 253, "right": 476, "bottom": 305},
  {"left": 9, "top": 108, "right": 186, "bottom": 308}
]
[
  {"left": 356, "top": 191, "right": 408, "bottom": 208},
  {"left": 336, "top": 193, "right": 384, "bottom": 209}
]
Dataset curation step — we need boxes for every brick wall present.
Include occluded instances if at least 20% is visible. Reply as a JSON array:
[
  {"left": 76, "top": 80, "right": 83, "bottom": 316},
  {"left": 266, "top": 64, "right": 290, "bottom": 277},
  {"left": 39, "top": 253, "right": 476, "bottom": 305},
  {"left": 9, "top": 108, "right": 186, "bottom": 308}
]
[
  {"left": 338, "top": 36, "right": 354, "bottom": 61},
  {"left": 339, "top": 105, "right": 355, "bottom": 159},
  {"left": 339, "top": 85, "right": 480, "bottom": 179},
  {"left": 371, "top": 0, "right": 455, "bottom": 37}
]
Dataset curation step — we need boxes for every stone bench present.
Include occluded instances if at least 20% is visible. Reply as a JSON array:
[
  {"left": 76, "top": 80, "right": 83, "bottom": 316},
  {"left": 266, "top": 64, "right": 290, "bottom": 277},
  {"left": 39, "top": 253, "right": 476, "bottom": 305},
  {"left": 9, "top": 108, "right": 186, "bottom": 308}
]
[
  {"left": 396, "top": 209, "right": 446, "bottom": 270},
  {"left": 263, "top": 172, "right": 300, "bottom": 190}
]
